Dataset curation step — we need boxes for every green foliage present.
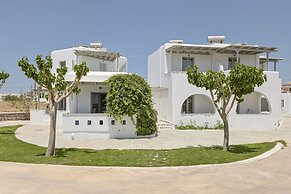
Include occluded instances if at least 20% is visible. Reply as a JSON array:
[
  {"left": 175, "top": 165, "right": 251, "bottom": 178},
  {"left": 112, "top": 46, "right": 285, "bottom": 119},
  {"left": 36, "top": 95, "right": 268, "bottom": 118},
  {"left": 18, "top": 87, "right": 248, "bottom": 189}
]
[
  {"left": 187, "top": 64, "right": 267, "bottom": 107},
  {"left": 18, "top": 55, "right": 89, "bottom": 95},
  {"left": 18, "top": 55, "right": 89, "bottom": 156},
  {"left": 3, "top": 95, "right": 21, "bottom": 101},
  {"left": 106, "top": 74, "right": 157, "bottom": 135},
  {"left": 0, "top": 71, "right": 10, "bottom": 89},
  {"left": 186, "top": 63, "right": 267, "bottom": 151},
  {"left": 176, "top": 120, "right": 223, "bottom": 130}
]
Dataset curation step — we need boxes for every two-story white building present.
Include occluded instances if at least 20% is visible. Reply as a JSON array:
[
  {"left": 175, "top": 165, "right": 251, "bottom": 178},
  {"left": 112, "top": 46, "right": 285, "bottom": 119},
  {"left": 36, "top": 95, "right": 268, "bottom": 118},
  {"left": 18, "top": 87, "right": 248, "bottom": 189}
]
[
  {"left": 148, "top": 37, "right": 283, "bottom": 130},
  {"left": 31, "top": 43, "right": 139, "bottom": 139}
]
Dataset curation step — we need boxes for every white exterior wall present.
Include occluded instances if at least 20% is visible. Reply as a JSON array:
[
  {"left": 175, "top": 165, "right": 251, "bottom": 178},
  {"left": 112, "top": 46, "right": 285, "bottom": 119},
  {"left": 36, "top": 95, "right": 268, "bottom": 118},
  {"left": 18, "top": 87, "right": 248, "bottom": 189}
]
[
  {"left": 72, "top": 83, "right": 108, "bottom": 113},
  {"left": 171, "top": 72, "right": 221, "bottom": 127},
  {"left": 63, "top": 114, "right": 143, "bottom": 139},
  {"left": 51, "top": 48, "right": 76, "bottom": 73},
  {"left": 78, "top": 56, "right": 116, "bottom": 72},
  {"left": 282, "top": 93, "right": 291, "bottom": 117},
  {"left": 30, "top": 110, "right": 65, "bottom": 126}
]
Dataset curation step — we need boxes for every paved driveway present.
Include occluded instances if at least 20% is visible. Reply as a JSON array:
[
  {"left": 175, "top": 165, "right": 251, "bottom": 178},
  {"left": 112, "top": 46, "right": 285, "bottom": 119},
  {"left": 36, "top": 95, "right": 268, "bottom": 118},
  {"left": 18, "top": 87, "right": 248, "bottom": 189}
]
[
  {"left": 0, "top": 145, "right": 290, "bottom": 194},
  {"left": 15, "top": 117, "right": 291, "bottom": 149}
]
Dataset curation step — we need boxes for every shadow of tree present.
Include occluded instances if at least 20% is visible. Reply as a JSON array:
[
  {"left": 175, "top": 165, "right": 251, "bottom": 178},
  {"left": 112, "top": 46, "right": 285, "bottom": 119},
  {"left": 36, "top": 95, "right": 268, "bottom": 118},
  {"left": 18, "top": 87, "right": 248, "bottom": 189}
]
[
  {"left": 228, "top": 145, "right": 258, "bottom": 154},
  {"left": 54, "top": 148, "right": 78, "bottom": 158}
]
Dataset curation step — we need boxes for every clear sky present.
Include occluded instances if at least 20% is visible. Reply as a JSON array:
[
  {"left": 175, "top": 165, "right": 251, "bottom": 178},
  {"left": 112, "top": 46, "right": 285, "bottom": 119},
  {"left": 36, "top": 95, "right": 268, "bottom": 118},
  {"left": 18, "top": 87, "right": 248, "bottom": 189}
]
[{"left": 0, "top": 0, "right": 290, "bottom": 93}]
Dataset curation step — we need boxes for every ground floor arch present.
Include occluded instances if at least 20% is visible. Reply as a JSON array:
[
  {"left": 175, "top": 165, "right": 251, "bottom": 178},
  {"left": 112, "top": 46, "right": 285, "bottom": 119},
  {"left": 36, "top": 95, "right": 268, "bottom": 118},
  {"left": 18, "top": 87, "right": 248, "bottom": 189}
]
[
  {"left": 236, "top": 92, "right": 271, "bottom": 114},
  {"left": 181, "top": 94, "right": 215, "bottom": 114}
]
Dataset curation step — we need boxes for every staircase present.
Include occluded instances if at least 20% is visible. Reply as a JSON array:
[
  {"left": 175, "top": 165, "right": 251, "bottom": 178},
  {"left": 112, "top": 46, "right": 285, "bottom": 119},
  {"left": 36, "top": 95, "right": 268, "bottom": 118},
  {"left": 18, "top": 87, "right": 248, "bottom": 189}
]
[{"left": 157, "top": 120, "right": 175, "bottom": 130}]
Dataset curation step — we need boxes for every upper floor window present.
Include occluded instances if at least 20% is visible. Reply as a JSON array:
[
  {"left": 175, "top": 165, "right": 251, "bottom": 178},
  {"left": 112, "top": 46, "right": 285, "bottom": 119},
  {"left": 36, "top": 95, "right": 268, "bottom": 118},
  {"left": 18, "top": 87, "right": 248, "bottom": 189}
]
[
  {"left": 60, "top": 61, "right": 66, "bottom": 68},
  {"left": 58, "top": 98, "right": 66, "bottom": 110},
  {"left": 182, "top": 57, "right": 194, "bottom": 71},
  {"left": 228, "top": 57, "right": 237, "bottom": 70},
  {"left": 100, "top": 63, "right": 106, "bottom": 72}
]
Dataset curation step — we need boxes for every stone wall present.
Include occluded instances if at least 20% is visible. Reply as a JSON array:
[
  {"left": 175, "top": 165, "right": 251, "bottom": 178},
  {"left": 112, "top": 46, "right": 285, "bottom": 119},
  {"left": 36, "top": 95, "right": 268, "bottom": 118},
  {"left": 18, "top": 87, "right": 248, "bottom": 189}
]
[{"left": 0, "top": 112, "right": 30, "bottom": 121}]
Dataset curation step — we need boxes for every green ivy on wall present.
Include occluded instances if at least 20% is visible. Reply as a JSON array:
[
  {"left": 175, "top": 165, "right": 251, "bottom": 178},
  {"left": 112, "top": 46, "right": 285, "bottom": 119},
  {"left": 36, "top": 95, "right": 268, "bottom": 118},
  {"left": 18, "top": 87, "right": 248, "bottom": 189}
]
[{"left": 106, "top": 74, "right": 157, "bottom": 136}]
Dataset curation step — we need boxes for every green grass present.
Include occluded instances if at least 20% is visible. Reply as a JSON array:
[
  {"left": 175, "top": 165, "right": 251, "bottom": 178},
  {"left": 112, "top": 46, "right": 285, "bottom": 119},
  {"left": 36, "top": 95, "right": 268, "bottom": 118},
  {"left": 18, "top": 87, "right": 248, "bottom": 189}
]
[{"left": 0, "top": 125, "right": 280, "bottom": 167}]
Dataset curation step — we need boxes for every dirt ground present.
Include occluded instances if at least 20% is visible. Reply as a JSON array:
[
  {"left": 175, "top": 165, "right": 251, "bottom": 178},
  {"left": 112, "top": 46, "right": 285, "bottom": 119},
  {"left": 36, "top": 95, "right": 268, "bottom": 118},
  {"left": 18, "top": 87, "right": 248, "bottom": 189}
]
[{"left": 0, "top": 100, "right": 46, "bottom": 112}]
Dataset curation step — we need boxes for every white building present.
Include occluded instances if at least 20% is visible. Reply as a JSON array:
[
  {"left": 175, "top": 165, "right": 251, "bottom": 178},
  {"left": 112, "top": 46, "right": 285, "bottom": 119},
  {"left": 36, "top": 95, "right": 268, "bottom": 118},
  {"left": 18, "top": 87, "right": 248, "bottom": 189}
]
[
  {"left": 148, "top": 37, "right": 283, "bottom": 130},
  {"left": 31, "top": 42, "right": 140, "bottom": 139}
]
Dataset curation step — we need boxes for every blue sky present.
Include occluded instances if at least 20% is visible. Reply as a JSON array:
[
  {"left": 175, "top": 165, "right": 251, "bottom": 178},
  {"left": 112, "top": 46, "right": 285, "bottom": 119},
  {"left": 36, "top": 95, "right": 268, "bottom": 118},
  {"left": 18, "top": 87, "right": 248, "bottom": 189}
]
[{"left": 0, "top": 0, "right": 290, "bottom": 93}]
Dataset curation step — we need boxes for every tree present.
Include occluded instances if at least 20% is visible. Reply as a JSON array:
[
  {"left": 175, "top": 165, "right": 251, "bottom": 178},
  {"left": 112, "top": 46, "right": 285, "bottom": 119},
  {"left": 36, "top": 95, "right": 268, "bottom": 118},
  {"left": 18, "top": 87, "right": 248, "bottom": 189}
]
[
  {"left": 18, "top": 55, "right": 89, "bottom": 156},
  {"left": 0, "top": 71, "right": 10, "bottom": 89},
  {"left": 106, "top": 74, "right": 157, "bottom": 136},
  {"left": 186, "top": 64, "right": 266, "bottom": 151}
]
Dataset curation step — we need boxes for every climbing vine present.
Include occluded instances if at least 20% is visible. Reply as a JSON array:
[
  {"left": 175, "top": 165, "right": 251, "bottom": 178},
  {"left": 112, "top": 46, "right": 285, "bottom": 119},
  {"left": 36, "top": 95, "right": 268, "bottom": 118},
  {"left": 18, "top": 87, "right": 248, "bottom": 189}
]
[{"left": 106, "top": 74, "right": 157, "bottom": 135}]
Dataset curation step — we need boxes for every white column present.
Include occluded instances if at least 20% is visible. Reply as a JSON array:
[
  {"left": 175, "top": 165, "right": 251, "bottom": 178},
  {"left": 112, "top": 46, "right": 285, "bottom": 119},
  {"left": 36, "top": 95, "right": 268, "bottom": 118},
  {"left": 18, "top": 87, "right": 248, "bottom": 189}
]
[
  {"left": 236, "top": 50, "right": 240, "bottom": 63},
  {"left": 266, "top": 52, "right": 270, "bottom": 71}
]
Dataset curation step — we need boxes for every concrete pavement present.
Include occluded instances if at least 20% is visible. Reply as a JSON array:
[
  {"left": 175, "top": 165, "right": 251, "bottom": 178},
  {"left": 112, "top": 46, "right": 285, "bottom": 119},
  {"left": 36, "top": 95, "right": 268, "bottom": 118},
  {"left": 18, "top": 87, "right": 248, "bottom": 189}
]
[
  {"left": 0, "top": 144, "right": 290, "bottom": 194},
  {"left": 15, "top": 117, "right": 291, "bottom": 149}
]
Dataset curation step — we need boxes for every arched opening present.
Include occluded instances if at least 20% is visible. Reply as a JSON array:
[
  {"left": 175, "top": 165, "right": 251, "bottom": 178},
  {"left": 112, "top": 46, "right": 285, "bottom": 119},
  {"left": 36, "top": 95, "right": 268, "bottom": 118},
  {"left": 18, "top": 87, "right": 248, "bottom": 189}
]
[
  {"left": 236, "top": 92, "right": 271, "bottom": 114},
  {"left": 181, "top": 94, "right": 215, "bottom": 114}
]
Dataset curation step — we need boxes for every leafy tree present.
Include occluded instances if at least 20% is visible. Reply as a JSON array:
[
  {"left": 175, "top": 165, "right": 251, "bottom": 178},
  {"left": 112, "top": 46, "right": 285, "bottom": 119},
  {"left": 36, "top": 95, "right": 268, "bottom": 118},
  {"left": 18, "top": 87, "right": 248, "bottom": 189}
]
[
  {"left": 187, "top": 64, "right": 266, "bottom": 151},
  {"left": 0, "top": 71, "right": 9, "bottom": 89},
  {"left": 106, "top": 74, "right": 157, "bottom": 135},
  {"left": 18, "top": 55, "right": 89, "bottom": 156}
]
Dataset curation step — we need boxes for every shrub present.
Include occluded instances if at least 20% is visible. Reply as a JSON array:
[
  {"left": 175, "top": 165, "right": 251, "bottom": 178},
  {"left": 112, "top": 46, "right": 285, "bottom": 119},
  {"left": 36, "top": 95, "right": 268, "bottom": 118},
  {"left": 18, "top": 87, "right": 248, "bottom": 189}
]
[{"left": 106, "top": 74, "right": 157, "bottom": 136}]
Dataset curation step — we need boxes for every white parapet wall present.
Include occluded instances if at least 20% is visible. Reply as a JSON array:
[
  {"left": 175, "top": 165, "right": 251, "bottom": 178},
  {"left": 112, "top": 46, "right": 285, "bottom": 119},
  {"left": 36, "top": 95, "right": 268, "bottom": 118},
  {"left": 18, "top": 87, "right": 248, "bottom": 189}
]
[
  {"left": 30, "top": 110, "right": 65, "bottom": 126},
  {"left": 62, "top": 113, "right": 142, "bottom": 139}
]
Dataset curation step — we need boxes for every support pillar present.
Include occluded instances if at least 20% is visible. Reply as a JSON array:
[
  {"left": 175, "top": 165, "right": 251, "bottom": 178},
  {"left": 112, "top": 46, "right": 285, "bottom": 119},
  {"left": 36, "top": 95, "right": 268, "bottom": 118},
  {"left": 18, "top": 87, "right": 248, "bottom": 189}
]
[{"left": 266, "top": 52, "right": 270, "bottom": 71}]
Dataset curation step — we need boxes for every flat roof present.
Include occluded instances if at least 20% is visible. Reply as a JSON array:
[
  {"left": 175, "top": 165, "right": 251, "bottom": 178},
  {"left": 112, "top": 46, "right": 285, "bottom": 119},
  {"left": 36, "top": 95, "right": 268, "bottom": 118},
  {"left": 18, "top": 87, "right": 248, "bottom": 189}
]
[
  {"left": 166, "top": 43, "right": 277, "bottom": 55},
  {"left": 74, "top": 46, "right": 121, "bottom": 61}
]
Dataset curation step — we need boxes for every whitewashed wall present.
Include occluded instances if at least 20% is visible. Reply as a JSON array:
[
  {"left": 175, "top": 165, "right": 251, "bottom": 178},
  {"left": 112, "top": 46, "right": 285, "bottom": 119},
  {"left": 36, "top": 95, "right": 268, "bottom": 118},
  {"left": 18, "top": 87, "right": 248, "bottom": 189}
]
[
  {"left": 51, "top": 48, "right": 75, "bottom": 73},
  {"left": 63, "top": 114, "right": 141, "bottom": 139},
  {"left": 30, "top": 110, "right": 65, "bottom": 126},
  {"left": 282, "top": 93, "right": 291, "bottom": 117}
]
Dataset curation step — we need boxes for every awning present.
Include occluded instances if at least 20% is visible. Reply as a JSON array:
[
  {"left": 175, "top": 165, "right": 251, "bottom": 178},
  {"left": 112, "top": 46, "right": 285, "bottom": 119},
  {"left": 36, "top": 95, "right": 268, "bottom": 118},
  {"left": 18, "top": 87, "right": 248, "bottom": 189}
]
[
  {"left": 74, "top": 47, "right": 121, "bottom": 61},
  {"left": 166, "top": 43, "right": 277, "bottom": 55}
]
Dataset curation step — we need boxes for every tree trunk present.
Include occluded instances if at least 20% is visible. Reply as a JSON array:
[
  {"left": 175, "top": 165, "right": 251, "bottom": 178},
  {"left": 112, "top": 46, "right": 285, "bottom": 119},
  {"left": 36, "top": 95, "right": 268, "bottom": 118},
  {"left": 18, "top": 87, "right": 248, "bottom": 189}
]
[
  {"left": 222, "top": 116, "right": 229, "bottom": 151},
  {"left": 45, "top": 101, "right": 58, "bottom": 157}
]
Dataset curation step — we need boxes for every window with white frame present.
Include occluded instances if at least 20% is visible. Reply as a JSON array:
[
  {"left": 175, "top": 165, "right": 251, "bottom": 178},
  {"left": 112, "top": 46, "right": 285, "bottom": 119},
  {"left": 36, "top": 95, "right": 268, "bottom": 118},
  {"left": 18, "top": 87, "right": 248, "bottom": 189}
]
[
  {"left": 60, "top": 61, "right": 66, "bottom": 68},
  {"left": 182, "top": 57, "right": 194, "bottom": 71}
]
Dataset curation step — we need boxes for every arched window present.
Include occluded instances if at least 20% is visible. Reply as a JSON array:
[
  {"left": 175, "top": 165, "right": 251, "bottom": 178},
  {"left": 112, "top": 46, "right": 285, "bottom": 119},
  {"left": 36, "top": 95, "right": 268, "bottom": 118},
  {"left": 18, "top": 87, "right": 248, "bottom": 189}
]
[
  {"left": 236, "top": 92, "right": 271, "bottom": 114},
  {"left": 181, "top": 94, "right": 215, "bottom": 114}
]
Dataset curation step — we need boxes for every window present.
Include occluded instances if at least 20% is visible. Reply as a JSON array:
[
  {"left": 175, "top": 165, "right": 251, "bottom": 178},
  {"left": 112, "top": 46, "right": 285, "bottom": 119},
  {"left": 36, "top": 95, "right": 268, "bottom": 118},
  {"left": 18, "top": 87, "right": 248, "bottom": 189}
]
[
  {"left": 100, "top": 63, "right": 106, "bottom": 72},
  {"left": 60, "top": 61, "right": 66, "bottom": 68},
  {"left": 122, "top": 120, "right": 126, "bottom": 125},
  {"left": 87, "top": 120, "right": 91, "bottom": 125},
  {"left": 75, "top": 120, "right": 79, "bottom": 125},
  {"left": 99, "top": 120, "right": 103, "bottom": 125},
  {"left": 91, "top": 93, "right": 107, "bottom": 113},
  {"left": 228, "top": 57, "right": 237, "bottom": 70},
  {"left": 182, "top": 96, "right": 193, "bottom": 114},
  {"left": 111, "top": 120, "right": 115, "bottom": 125},
  {"left": 182, "top": 57, "right": 194, "bottom": 71},
  {"left": 282, "top": 100, "right": 285, "bottom": 108},
  {"left": 58, "top": 98, "right": 66, "bottom": 110}
]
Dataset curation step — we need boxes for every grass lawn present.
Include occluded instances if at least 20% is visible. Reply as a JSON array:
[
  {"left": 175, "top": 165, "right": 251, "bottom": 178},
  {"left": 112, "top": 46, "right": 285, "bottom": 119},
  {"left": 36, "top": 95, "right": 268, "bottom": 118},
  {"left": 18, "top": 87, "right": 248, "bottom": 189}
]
[{"left": 0, "top": 125, "right": 279, "bottom": 167}]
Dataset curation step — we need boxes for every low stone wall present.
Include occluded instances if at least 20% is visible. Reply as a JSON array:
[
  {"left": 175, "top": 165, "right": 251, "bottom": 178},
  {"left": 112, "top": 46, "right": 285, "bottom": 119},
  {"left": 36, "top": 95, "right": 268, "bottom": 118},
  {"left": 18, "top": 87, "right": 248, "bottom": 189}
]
[{"left": 0, "top": 112, "right": 30, "bottom": 121}]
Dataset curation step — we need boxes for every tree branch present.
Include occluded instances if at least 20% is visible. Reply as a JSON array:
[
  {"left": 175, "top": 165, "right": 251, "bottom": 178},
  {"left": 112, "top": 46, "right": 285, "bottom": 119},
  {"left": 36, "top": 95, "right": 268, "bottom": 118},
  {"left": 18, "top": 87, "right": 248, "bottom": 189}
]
[
  {"left": 210, "top": 89, "right": 223, "bottom": 118},
  {"left": 226, "top": 95, "right": 237, "bottom": 115}
]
